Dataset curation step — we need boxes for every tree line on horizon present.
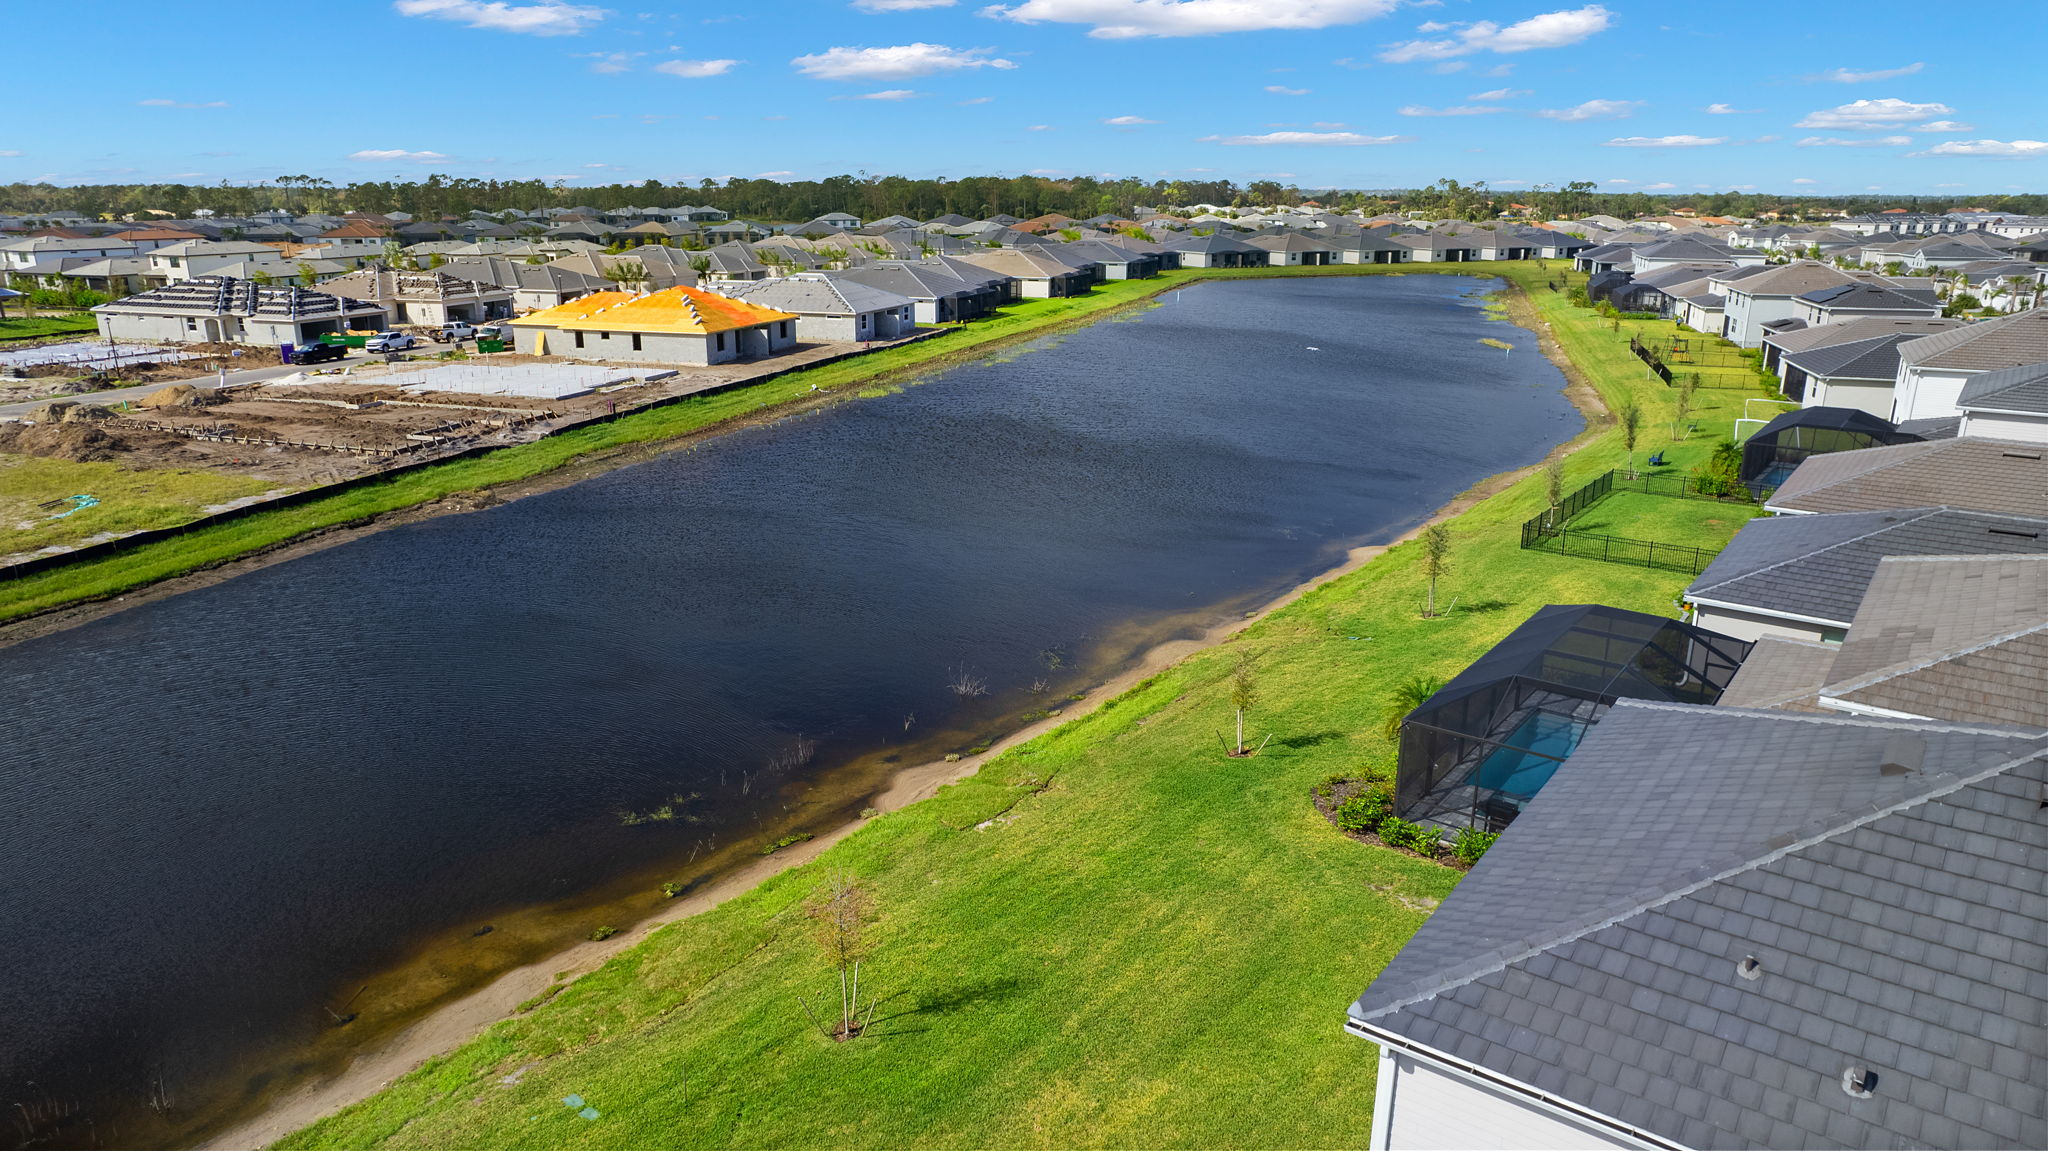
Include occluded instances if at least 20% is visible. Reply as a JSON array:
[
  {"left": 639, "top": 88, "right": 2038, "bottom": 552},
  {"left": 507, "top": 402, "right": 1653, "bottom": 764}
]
[{"left": 5, "top": 173, "right": 2044, "bottom": 225}]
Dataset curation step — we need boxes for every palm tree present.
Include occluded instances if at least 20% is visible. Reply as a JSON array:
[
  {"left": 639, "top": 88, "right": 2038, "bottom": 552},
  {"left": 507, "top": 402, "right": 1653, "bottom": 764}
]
[{"left": 1381, "top": 675, "right": 1445, "bottom": 739}]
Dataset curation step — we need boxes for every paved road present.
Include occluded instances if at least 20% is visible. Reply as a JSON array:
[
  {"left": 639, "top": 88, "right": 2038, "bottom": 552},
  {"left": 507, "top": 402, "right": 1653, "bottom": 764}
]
[{"left": 0, "top": 353, "right": 374, "bottom": 419}]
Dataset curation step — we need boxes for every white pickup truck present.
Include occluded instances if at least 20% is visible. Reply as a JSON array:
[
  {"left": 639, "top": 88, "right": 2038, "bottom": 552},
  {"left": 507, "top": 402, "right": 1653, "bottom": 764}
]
[
  {"left": 432, "top": 321, "right": 477, "bottom": 343},
  {"left": 365, "top": 330, "right": 420, "bottom": 353}
]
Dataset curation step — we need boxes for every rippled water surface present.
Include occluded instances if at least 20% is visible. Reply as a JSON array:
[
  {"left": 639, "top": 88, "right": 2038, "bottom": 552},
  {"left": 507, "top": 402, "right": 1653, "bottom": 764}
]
[{"left": 0, "top": 274, "right": 1579, "bottom": 1146}]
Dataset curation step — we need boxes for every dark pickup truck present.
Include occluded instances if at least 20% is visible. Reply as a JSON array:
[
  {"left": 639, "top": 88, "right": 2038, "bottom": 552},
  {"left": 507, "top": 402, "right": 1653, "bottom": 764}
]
[{"left": 287, "top": 341, "right": 349, "bottom": 366}]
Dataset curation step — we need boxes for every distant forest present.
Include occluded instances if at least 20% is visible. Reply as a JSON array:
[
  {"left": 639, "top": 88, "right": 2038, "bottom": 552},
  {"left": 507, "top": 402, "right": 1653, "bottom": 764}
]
[{"left": 5, "top": 174, "right": 2046, "bottom": 224}]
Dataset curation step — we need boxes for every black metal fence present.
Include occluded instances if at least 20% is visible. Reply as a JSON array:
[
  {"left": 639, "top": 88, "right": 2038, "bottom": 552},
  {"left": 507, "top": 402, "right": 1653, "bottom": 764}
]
[{"left": 1519, "top": 468, "right": 1748, "bottom": 576}]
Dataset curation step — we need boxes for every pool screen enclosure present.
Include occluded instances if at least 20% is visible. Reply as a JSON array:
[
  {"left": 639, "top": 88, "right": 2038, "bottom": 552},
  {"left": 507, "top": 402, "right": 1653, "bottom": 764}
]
[
  {"left": 1395, "top": 604, "right": 1751, "bottom": 832},
  {"left": 1739, "top": 406, "right": 1920, "bottom": 495}
]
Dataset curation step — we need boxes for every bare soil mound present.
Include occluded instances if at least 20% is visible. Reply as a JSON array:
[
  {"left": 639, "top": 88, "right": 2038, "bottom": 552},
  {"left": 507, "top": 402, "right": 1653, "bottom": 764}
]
[{"left": 0, "top": 420, "right": 127, "bottom": 462}]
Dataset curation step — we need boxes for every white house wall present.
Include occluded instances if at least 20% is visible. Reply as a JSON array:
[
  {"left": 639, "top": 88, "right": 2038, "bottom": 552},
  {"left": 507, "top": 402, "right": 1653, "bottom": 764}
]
[
  {"left": 1803, "top": 378, "right": 1895, "bottom": 419},
  {"left": 1891, "top": 366, "right": 1976, "bottom": 422},
  {"left": 1958, "top": 412, "right": 2048, "bottom": 445},
  {"left": 1688, "top": 602, "right": 1841, "bottom": 644},
  {"left": 1373, "top": 1050, "right": 1645, "bottom": 1151}
]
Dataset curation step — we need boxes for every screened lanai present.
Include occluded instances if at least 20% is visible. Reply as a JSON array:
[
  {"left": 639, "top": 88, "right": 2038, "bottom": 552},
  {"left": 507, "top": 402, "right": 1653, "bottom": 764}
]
[
  {"left": 1395, "top": 605, "right": 1751, "bottom": 833},
  {"left": 1739, "top": 406, "right": 1920, "bottom": 496}
]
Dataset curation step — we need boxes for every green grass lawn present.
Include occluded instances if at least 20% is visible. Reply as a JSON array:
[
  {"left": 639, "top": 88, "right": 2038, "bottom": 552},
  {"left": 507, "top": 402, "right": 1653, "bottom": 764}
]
[
  {"left": 1564, "top": 488, "right": 1758, "bottom": 548},
  {"left": 0, "top": 453, "right": 277, "bottom": 557},
  {"left": 274, "top": 263, "right": 1770, "bottom": 1150},
  {"left": 0, "top": 313, "right": 97, "bottom": 341}
]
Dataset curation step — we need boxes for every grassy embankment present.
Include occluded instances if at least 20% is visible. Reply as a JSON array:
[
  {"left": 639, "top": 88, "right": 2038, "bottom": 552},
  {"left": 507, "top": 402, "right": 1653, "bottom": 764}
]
[
  {"left": 0, "top": 454, "right": 274, "bottom": 553},
  {"left": 0, "top": 271, "right": 1244, "bottom": 624},
  {"left": 0, "top": 313, "right": 97, "bottom": 341},
  {"left": 275, "top": 264, "right": 1766, "bottom": 1151}
]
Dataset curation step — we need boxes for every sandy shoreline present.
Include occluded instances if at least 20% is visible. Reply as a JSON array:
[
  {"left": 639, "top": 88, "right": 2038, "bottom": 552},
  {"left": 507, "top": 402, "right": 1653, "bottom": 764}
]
[{"left": 193, "top": 273, "right": 1610, "bottom": 1149}]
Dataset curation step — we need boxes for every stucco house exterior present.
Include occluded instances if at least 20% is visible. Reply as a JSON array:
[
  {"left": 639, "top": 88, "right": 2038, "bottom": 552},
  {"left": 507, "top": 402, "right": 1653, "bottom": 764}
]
[
  {"left": 1891, "top": 309, "right": 2048, "bottom": 422},
  {"left": 507, "top": 285, "right": 797, "bottom": 366},
  {"left": 1954, "top": 362, "right": 2048, "bottom": 444},
  {"left": 316, "top": 269, "right": 516, "bottom": 327},
  {"left": 93, "top": 275, "right": 387, "bottom": 345}
]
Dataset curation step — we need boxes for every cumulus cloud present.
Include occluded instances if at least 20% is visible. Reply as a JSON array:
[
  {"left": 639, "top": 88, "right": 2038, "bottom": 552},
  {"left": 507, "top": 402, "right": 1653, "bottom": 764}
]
[
  {"left": 1535, "top": 98, "right": 1637, "bottom": 121},
  {"left": 1796, "top": 135, "right": 1911, "bottom": 147},
  {"left": 1911, "top": 139, "right": 2048, "bottom": 157},
  {"left": 983, "top": 0, "right": 1401, "bottom": 39},
  {"left": 856, "top": 0, "right": 955, "bottom": 8},
  {"left": 1601, "top": 135, "right": 1725, "bottom": 148},
  {"left": 348, "top": 148, "right": 449, "bottom": 162},
  {"left": 1817, "top": 62, "right": 1922, "bottom": 83},
  {"left": 1103, "top": 114, "right": 1158, "bottom": 124},
  {"left": 138, "top": 98, "right": 229, "bottom": 108},
  {"left": 1791, "top": 177, "right": 1817, "bottom": 184},
  {"left": 1265, "top": 85, "right": 1310, "bottom": 95},
  {"left": 792, "top": 42, "right": 1016, "bottom": 79},
  {"left": 1915, "top": 120, "right": 1973, "bottom": 132},
  {"left": 1379, "top": 5, "right": 1611, "bottom": 63},
  {"left": 655, "top": 58, "right": 739, "bottom": 77},
  {"left": 1796, "top": 98, "right": 1953, "bottom": 129},
  {"left": 1200, "top": 130, "right": 1407, "bottom": 145},
  {"left": 1399, "top": 104, "right": 1504, "bottom": 117},
  {"left": 1468, "top": 87, "right": 1530, "bottom": 100},
  {"left": 392, "top": 0, "right": 605, "bottom": 35}
]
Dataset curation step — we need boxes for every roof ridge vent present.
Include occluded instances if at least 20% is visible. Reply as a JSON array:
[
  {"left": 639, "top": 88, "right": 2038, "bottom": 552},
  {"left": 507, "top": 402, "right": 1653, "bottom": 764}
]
[{"left": 1879, "top": 732, "right": 1925, "bottom": 777}]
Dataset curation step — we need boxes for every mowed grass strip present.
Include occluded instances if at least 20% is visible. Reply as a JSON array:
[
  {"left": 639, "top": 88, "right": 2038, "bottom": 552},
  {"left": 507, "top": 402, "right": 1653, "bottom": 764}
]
[
  {"left": 276, "top": 264, "right": 1768, "bottom": 1150},
  {"left": 0, "top": 313, "right": 98, "bottom": 341}
]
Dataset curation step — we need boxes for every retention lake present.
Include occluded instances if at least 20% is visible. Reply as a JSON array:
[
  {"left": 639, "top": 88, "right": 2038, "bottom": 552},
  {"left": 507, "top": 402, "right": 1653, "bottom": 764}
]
[{"left": 0, "top": 273, "right": 1580, "bottom": 1147}]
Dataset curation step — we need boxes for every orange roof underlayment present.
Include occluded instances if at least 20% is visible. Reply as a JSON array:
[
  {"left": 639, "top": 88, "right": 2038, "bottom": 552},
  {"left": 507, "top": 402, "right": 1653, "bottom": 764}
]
[{"left": 508, "top": 285, "right": 798, "bottom": 335}]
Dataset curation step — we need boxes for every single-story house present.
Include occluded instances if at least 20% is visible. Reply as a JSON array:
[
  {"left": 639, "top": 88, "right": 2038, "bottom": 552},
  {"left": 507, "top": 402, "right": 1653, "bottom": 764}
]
[
  {"left": 434, "top": 257, "right": 617, "bottom": 311},
  {"left": 1054, "top": 239, "right": 1158, "bottom": 280},
  {"left": 317, "top": 269, "right": 516, "bottom": 326},
  {"left": 1760, "top": 314, "right": 1958, "bottom": 376},
  {"left": 718, "top": 273, "right": 916, "bottom": 342},
  {"left": 952, "top": 248, "right": 1094, "bottom": 298},
  {"left": 1244, "top": 232, "right": 1337, "bottom": 267},
  {"left": 1780, "top": 333, "right": 1924, "bottom": 415},
  {"left": 1893, "top": 308, "right": 2048, "bottom": 422},
  {"left": 1954, "top": 362, "right": 2048, "bottom": 444},
  {"left": 1348, "top": 698, "right": 2048, "bottom": 1151},
  {"left": 1793, "top": 281, "right": 1942, "bottom": 327},
  {"left": 507, "top": 285, "right": 797, "bottom": 366},
  {"left": 835, "top": 260, "right": 1003, "bottom": 324},
  {"left": 93, "top": 275, "right": 386, "bottom": 345},
  {"left": 1765, "top": 435, "right": 2048, "bottom": 518},
  {"left": 1684, "top": 506, "right": 2048, "bottom": 642},
  {"left": 1161, "top": 232, "right": 1262, "bottom": 268}
]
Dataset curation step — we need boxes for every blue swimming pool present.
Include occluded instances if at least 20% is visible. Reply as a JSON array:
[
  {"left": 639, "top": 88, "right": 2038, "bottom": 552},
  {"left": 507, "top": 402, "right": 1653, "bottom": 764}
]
[{"left": 1472, "top": 710, "right": 1585, "bottom": 799}]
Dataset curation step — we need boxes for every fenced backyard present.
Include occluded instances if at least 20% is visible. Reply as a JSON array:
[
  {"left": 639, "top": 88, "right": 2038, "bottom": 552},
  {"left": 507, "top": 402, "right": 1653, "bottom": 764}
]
[{"left": 1520, "top": 468, "right": 1759, "bottom": 575}]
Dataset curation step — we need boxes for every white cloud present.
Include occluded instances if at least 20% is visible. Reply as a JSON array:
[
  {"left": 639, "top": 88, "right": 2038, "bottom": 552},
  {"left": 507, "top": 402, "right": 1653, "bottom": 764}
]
[
  {"left": 1379, "top": 5, "right": 1611, "bottom": 63},
  {"left": 655, "top": 58, "right": 739, "bottom": 77},
  {"left": 1915, "top": 120, "right": 1973, "bottom": 133},
  {"left": 1796, "top": 135, "right": 1911, "bottom": 148},
  {"left": 1912, "top": 139, "right": 2048, "bottom": 158},
  {"left": 792, "top": 42, "right": 1016, "bottom": 79},
  {"left": 1641, "top": 181, "right": 1676, "bottom": 190},
  {"left": 1796, "top": 98, "right": 1953, "bottom": 129},
  {"left": 1602, "top": 135, "right": 1725, "bottom": 148},
  {"left": 1535, "top": 98, "right": 1637, "bottom": 121},
  {"left": 1103, "top": 114, "right": 1158, "bottom": 124},
  {"left": 1027, "top": 123, "right": 1053, "bottom": 131},
  {"left": 392, "top": 0, "right": 605, "bottom": 36},
  {"left": 856, "top": 0, "right": 955, "bottom": 8},
  {"left": 348, "top": 148, "right": 449, "bottom": 162},
  {"left": 983, "top": 0, "right": 1401, "bottom": 39},
  {"left": 754, "top": 170, "right": 796, "bottom": 178},
  {"left": 138, "top": 98, "right": 229, "bottom": 108},
  {"left": 849, "top": 88, "right": 921, "bottom": 99},
  {"left": 1312, "top": 120, "right": 1349, "bottom": 128},
  {"left": 583, "top": 51, "right": 637, "bottom": 72},
  {"left": 1935, "top": 182, "right": 1965, "bottom": 187},
  {"left": 1265, "top": 85, "right": 1310, "bottom": 95},
  {"left": 1791, "top": 177, "right": 1817, "bottom": 184},
  {"left": 1818, "top": 62, "right": 1922, "bottom": 83},
  {"left": 959, "top": 95, "right": 994, "bottom": 104},
  {"left": 1468, "top": 87, "right": 1529, "bottom": 100},
  {"left": 1399, "top": 104, "right": 1504, "bottom": 117},
  {"left": 1703, "top": 102, "right": 1757, "bottom": 114},
  {"left": 1200, "top": 130, "right": 1407, "bottom": 145},
  {"left": 0, "top": 150, "right": 21, "bottom": 157}
]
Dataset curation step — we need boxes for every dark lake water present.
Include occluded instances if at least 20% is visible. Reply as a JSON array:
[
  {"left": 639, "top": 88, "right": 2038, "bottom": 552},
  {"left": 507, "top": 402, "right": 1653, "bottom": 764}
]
[{"left": 0, "top": 274, "right": 1579, "bottom": 1147}]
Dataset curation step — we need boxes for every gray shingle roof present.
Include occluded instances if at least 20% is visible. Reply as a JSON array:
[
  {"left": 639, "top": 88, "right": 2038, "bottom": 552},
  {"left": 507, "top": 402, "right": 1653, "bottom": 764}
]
[
  {"left": 1687, "top": 507, "right": 2048, "bottom": 626},
  {"left": 1897, "top": 309, "right": 2048, "bottom": 373},
  {"left": 1798, "top": 282, "right": 1942, "bottom": 314},
  {"left": 1764, "top": 316, "right": 1962, "bottom": 359},
  {"left": 718, "top": 272, "right": 912, "bottom": 317},
  {"left": 1781, "top": 333, "right": 1922, "bottom": 382},
  {"left": 1350, "top": 700, "right": 2048, "bottom": 1150},
  {"left": 1958, "top": 362, "right": 2048, "bottom": 416},
  {"left": 1717, "top": 635, "right": 1837, "bottom": 710},
  {"left": 1767, "top": 437, "right": 2048, "bottom": 518}
]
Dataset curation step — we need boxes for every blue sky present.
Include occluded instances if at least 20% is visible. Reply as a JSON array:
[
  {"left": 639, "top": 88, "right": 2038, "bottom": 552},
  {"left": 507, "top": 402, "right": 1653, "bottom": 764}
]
[{"left": 5, "top": 0, "right": 2042, "bottom": 195}]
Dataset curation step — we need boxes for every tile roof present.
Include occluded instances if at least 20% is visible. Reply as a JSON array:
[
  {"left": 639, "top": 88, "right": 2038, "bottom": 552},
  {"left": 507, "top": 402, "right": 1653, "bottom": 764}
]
[
  {"left": 1798, "top": 282, "right": 1942, "bottom": 314},
  {"left": 1688, "top": 507, "right": 2048, "bottom": 626},
  {"left": 718, "top": 272, "right": 913, "bottom": 317},
  {"left": 1958, "top": 362, "right": 2048, "bottom": 416},
  {"left": 1767, "top": 437, "right": 2048, "bottom": 517},
  {"left": 1897, "top": 309, "right": 2048, "bottom": 373},
  {"left": 508, "top": 285, "right": 795, "bottom": 334},
  {"left": 1717, "top": 636, "right": 1837, "bottom": 710},
  {"left": 1722, "top": 261, "right": 1863, "bottom": 298},
  {"left": 1350, "top": 700, "right": 2048, "bottom": 1149},
  {"left": 1763, "top": 316, "right": 1962, "bottom": 358},
  {"left": 1781, "top": 333, "right": 1923, "bottom": 382}
]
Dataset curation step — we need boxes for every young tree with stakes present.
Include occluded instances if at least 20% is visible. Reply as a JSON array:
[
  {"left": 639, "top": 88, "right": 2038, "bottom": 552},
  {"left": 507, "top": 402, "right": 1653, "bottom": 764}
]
[
  {"left": 800, "top": 871, "right": 878, "bottom": 1042},
  {"left": 1673, "top": 374, "right": 1696, "bottom": 441},
  {"left": 1420, "top": 524, "right": 1452, "bottom": 618},
  {"left": 1221, "top": 649, "right": 1269, "bottom": 757},
  {"left": 1617, "top": 398, "right": 1643, "bottom": 479},
  {"left": 1543, "top": 458, "right": 1565, "bottom": 530}
]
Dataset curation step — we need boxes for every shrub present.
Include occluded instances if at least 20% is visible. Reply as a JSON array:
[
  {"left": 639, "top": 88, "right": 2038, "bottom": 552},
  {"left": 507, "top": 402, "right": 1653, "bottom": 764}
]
[
  {"left": 1378, "top": 816, "right": 1442, "bottom": 857},
  {"left": 1335, "top": 783, "right": 1395, "bottom": 834},
  {"left": 1690, "top": 438, "right": 1746, "bottom": 498},
  {"left": 1453, "top": 827, "right": 1499, "bottom": 866}
]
